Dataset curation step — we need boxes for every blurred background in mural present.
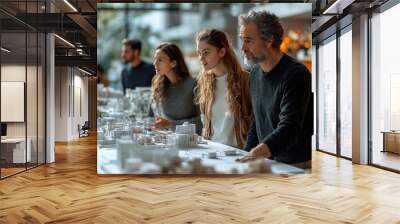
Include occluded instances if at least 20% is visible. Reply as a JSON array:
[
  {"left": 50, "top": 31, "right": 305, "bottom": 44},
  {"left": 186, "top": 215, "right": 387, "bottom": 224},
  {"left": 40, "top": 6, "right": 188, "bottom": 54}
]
[{"left": 97, "top": 3, "right": 311, "bottom": 91}]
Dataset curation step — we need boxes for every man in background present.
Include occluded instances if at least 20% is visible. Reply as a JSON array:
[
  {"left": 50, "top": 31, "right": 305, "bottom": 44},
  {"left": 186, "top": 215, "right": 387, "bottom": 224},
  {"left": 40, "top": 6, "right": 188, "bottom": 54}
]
[{"left": 121, "top": 39, "right": 155, "bottom": 95}]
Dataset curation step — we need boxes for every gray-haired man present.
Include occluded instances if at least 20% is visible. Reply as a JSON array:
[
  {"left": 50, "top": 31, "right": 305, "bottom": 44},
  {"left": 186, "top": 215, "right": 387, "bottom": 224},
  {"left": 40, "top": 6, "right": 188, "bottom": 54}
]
[{"left": 237, "top": 10, "right": 313, "bottom": 168}]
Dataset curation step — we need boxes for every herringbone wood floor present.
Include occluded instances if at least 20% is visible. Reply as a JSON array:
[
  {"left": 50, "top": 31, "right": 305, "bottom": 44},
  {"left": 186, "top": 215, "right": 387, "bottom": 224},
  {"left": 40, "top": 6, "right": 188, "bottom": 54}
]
[{"left": 1, "top": 135, "right": 400, "bottom": 224}]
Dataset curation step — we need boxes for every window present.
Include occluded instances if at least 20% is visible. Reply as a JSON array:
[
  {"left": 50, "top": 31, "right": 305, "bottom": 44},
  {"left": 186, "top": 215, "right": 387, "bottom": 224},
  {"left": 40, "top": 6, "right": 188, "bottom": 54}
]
[
  {"left": 370, "top": 3, "right": 400, "bottom": 171},
  {"left": 317, "top": 35, "right": 337, "bottom": 154},
  {"left": 339, "top": 27, "right": 352, "bottom": 158},
  {"left": 0, "top": 1, "right": 47, "bottom": 179}
]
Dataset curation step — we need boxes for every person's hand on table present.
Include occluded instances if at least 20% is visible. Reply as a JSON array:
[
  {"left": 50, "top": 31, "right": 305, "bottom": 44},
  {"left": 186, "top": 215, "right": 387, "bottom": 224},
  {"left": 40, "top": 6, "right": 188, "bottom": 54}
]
[
  {"left": 236, "top": 143, "right": 272, "bottom": 163},
  {"left": 152, "top": 116, "right": 171, "bottom": 129}
]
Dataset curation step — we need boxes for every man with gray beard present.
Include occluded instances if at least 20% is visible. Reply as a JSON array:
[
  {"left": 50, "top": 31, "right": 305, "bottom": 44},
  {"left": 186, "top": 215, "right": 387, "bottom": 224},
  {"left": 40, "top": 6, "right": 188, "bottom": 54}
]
[{"left": 237, "top": 10, "right": 313, "bottom": 168}]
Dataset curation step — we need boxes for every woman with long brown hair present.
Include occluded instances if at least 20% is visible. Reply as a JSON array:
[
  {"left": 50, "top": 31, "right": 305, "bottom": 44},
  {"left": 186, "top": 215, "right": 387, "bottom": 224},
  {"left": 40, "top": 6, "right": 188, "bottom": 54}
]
[
  {"left": 195, "top": 29, "right": 252, "bottom": 148},
  {"left": 151, "top": 42, "right": 202, "bottom": 134}
]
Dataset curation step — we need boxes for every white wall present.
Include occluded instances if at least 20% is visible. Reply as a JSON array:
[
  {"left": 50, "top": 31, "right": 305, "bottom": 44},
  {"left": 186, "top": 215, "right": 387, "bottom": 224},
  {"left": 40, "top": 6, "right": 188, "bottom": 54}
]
[
  {"left": 74, "top": 72, "right": 89, "bottom": 129},
  {"left": 54, "top": 67, "right": 89, "bottom": 141},
  {"left": 1, "top": 65, "right": 26, "bottom": 135},
  {"left": 54, "top": 66, "right": 68, "bottom": 141},
  {"left": 1, "top": 65, "right": 38, "bottom": 138}
]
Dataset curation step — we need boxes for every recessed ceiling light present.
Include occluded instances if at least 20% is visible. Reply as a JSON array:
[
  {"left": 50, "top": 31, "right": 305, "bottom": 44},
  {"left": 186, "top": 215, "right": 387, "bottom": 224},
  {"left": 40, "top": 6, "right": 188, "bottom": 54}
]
[
  {"left": 322, "top": 0, "right": 353, "bottom": 15},
  {"left": 54, "top": 34, "right": 75, "bottom": 48},
  {"left": 1, "top": 47, "right": 11, "bottom": 53},
  {"left": 63, "top": 0, "right": 78, "bottom": 12},
  {"left": 78, "top": 67, "right": 92, "bottom": 76}
]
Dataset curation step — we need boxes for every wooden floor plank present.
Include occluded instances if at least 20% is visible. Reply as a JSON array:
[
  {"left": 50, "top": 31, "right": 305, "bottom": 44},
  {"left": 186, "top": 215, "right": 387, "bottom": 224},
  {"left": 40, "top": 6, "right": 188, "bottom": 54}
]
[{"left": 0, "top": 135, "right": 400, "bottom": 223}]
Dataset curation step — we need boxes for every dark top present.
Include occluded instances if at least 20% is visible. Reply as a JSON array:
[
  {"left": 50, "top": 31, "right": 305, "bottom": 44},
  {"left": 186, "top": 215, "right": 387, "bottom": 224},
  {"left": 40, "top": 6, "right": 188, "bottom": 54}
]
[
  {"left": 121, "top": 60, "right": 156, "bottom": 94},
  {"left": 244, "top": 54, "right": 313, "bottom": 164},
  {"left": 150, "top": 77, "right": 202, "bottom": 135}
]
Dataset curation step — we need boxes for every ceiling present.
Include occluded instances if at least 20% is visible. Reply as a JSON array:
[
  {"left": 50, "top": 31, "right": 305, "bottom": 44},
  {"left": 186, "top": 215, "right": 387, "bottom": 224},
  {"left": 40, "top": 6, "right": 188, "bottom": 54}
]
[
  {"left": 0, "top": 0, "right": 97, "bottom": 74},
  {"left": 310, "top": 0, "right": 389, "bottom": 44}
]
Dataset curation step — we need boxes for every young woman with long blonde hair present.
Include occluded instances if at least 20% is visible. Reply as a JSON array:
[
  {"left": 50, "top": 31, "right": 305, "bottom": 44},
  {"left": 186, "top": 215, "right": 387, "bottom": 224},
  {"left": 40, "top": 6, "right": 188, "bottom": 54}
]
[{"left": 195, "top": 29, "right": 252, "bottom": 148}]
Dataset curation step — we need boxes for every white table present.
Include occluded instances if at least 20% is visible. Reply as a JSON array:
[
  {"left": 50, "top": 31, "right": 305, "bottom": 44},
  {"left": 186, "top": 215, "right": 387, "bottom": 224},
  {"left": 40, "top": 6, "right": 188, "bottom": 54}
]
[
  {"left": 97, "top": 140, "right": 304, "bottom": 175},
  {"left": 1, "top": 138, "right": 32, "bottom": 163}
]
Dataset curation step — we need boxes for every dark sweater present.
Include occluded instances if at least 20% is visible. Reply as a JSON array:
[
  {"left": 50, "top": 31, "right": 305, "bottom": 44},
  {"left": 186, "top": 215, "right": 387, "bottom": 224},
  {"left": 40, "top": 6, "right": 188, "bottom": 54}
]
[
  {"left": 244, "top": 54, "right": 313, "bottom": 164},
  {"left": 121, "top": 61, "right": 155, "bottom": 94}
]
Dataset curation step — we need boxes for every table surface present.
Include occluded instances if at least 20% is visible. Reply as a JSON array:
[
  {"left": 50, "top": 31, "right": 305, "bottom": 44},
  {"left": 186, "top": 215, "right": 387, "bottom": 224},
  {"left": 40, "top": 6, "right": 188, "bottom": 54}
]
[
  {"left": 381, "top": 131, "right": 400, "bottom": 134},
  {"left": 97, "top": 140, "right": 305, "bottom": 175},
  {"left": 1, "top": 138, "right": 29, "bottom": 143},
  {"left": 97, "top": 97, "right": 304, "bottom": 175}
]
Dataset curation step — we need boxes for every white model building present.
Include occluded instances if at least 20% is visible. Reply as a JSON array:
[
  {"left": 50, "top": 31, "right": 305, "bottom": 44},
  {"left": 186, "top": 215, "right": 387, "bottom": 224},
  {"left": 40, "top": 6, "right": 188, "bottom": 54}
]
[{"left": 169, "top": 122, "right": 198, "bottom": 148}]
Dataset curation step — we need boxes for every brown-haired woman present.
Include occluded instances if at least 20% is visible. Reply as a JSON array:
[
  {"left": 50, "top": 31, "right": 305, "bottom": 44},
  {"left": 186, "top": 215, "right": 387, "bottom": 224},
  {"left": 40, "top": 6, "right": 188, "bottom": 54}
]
[
  {"left": 195, "top": 29, "right": 252, "bottom": 148},
  {"left": 151, "top": 42, "right": 202, "bottom": 134}
]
